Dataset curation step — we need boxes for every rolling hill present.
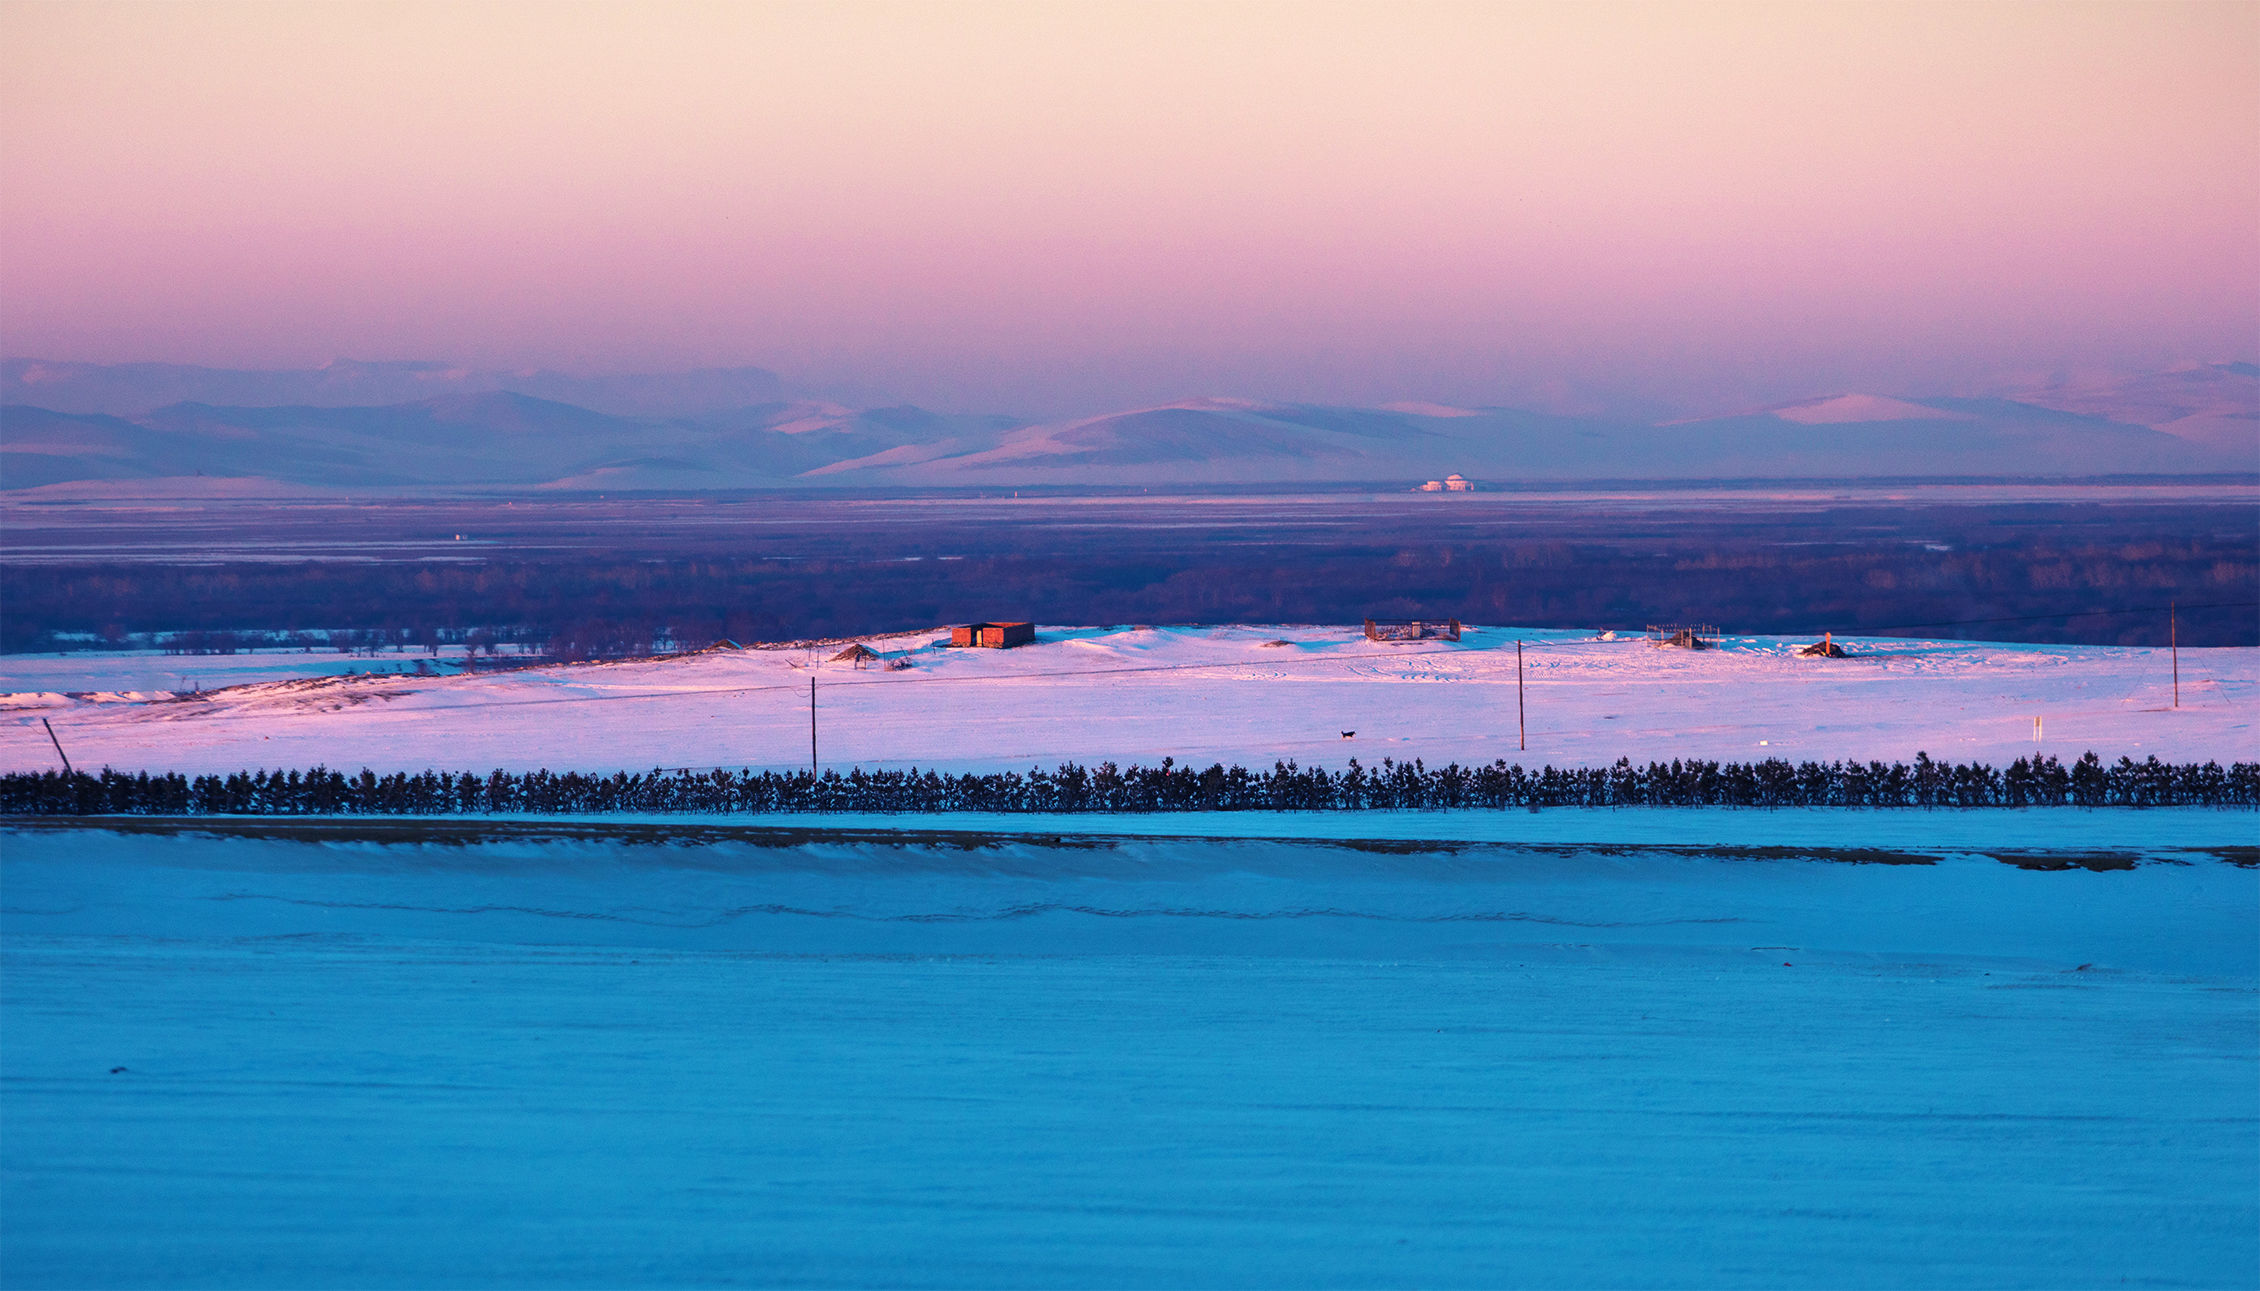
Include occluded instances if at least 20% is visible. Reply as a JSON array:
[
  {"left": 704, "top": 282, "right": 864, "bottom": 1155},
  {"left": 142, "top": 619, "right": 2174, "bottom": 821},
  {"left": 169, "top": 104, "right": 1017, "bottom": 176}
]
[{"left": 3, "top": 363, "right": 2252, "bottom": 494}]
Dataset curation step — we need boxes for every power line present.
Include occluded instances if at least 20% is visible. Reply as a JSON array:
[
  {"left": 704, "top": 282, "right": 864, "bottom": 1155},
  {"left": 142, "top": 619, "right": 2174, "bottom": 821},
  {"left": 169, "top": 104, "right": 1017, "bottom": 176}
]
[
  {"left": 32, "top": 601, "right": 2248, "bottom": 726},
  {"left": 1854, "top": 600, "right": 2258, "bottom": 636},
  {"left": 1498, "top": 600, "right": 2260, "bottom": 649}
]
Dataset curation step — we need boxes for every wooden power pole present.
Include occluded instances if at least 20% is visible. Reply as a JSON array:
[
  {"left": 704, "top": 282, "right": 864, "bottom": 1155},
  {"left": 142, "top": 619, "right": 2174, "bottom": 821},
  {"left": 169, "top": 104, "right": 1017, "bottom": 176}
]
[
  {"left": 1516, "top": 639, "right": 1527, "bottom": 752},
  {"left": 41, "top": 718, "right": 71, "bottom": 776},
  {"left": 2170, "top": 601, "right": 2179, "bottom": 709},
  {"left": 809, "top": 676, "right": 818, "bottom": 776}
]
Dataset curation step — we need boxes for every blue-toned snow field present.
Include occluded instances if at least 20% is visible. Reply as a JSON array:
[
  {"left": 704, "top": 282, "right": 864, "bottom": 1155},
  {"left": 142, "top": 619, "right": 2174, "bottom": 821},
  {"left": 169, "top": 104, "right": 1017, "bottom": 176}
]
[{"left": 3, "top": 823, "right": 2255, "bottom": 1289}]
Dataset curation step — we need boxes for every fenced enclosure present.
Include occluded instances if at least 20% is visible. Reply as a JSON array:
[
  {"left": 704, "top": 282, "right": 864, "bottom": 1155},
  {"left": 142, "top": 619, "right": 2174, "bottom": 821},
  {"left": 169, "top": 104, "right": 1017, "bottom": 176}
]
[
  {"left": 1366, "top": 618, "right": 1462, "bottom": 642},
  {"left": 1647, "top": 624, "right": 1720, "bottom": 649}
]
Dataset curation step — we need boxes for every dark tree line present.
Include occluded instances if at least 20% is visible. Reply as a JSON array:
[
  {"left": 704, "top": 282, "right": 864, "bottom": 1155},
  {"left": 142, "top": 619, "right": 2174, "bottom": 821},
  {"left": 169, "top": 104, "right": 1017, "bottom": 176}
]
[
  {"left": 9, "top": 502, "right": 2254, "bottom": 656},
  {"left": 6, "top": 753, "right": 2254, "bottom": 816}
]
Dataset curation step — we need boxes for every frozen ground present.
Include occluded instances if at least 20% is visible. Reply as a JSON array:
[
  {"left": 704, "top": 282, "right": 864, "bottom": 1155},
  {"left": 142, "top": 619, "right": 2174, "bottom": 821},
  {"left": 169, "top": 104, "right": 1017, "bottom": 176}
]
[
  {"left": 1, "top": 824, "right": 2254, "bottom": 1288},
  {"left": 3, "top": 626, "right": 2251, "bottom": 775}
]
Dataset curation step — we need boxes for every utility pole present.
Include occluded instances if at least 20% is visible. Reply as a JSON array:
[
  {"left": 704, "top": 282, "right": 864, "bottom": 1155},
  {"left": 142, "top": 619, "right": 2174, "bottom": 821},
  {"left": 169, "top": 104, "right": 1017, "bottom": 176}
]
[
  {"left": 2170, "top": 601, "right": 2179, "bottom": 709},
  {"left": 41, "top": 718, "right": 72, "bottom": 776},
  {"left": 1516, "top": 639, "right": 1527, "bottom": 752},
  {"left": 809, "top": 677, "right": 818, "bottom": 776}
]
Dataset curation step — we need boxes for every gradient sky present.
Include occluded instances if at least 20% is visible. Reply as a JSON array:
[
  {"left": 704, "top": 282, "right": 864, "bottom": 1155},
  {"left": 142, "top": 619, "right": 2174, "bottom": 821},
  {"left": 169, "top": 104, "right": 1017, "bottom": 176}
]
[{"left": 2, "top": 0, "right": 2254, "bottom": 417}]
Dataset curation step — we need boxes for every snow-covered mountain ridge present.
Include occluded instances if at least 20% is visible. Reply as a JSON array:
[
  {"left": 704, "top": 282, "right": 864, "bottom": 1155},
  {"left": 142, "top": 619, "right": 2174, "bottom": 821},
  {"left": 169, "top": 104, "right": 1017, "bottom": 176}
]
[{"left": 3, "top": 363, "right": 2252, "bottom": 493}]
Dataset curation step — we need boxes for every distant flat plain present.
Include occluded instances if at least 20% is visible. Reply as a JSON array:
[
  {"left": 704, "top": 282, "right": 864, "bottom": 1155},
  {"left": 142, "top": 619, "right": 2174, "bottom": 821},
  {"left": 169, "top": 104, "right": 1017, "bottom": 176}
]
[
  {"left": 4, "top": 482, "right": 2255, "bottom": 654},
  {"left": 4, "top": 480, "right": 2254, "bottom": 564}
]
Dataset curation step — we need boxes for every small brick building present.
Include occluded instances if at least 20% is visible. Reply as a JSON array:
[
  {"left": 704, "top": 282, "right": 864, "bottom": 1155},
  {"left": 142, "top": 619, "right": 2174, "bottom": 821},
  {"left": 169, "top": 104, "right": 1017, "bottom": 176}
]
[{"left": 951, "top": 622, "right": 1036, "bottom": 648}]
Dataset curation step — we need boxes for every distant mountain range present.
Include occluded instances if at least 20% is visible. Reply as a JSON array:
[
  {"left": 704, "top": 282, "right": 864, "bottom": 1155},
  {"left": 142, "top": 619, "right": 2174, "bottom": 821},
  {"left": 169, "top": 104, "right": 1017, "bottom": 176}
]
[
  {"left": 2, "top": 360, "right": 2252, "bottom": 494},
  {"left": 0, "top": 358, "right": 786, "bottom": 419}
]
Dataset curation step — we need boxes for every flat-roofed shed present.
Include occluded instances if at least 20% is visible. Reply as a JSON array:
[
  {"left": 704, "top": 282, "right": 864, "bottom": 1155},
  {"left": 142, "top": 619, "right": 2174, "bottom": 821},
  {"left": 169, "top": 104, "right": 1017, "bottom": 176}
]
[{"left": 951, "top": 622, "right": 1036, "bottom": 648}]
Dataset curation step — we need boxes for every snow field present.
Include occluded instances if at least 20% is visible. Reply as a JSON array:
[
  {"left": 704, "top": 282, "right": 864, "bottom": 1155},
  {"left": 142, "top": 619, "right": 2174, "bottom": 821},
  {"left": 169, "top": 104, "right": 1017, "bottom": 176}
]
[
  {"left": 3, "top": 626, "right": 2252, "bottom": 776},
  {"left": 1, "top": 827, "right": 2254, "bottom": 1287}
]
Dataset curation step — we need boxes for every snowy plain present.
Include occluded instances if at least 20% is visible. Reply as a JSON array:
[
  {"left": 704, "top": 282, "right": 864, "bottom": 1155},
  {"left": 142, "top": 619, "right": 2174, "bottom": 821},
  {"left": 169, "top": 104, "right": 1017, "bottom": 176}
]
[
  {"left": 7, "top": 625, "right": 2256, "bottom": 1288},
  {"left": 2, "top": 825, "right": 2254, "bottom": 1288},
  {"left": 3, "top": 626, "right": 2251, "bottom": 776}
]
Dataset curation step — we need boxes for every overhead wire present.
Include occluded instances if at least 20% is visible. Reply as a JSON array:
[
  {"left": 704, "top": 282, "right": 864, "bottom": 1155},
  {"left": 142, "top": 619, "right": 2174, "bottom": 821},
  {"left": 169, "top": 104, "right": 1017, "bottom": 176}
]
[{"left": 29, "top": 598, "right": 2247, "bottom": 725}]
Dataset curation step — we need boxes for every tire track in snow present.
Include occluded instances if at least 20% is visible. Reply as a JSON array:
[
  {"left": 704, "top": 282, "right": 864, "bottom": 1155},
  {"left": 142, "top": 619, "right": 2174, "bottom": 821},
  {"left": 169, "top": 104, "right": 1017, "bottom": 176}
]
[{"left": 202, "top": 891, "right": 1749, "bottom": 929}]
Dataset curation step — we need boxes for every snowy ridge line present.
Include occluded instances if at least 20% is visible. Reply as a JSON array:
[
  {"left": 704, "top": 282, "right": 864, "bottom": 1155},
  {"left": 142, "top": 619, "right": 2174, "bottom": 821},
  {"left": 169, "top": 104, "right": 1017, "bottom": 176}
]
[
  {"left": 5, "top": 810, "right": 2253, "bottom": 855},
  {"left": 67, "top": 602, "right": 2252, "bottom": 714},
  {"left": 7, "top": 751, "right": 2256, "bottom": 816},
  {"left": 11, "top": 629, "right": 2246, "bottom": 781},
  {"left": 37, "top": 640, "right": 1483, "bottom": 718},
  {"left": 199, "top": 891, "right": 1755, "bottom": 929}
]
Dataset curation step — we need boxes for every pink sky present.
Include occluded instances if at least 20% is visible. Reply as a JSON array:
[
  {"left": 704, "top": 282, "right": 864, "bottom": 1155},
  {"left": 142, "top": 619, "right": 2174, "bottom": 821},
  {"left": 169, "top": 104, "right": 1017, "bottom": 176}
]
[{"left": 2, "top": 0, "right": 2254, "bottom": 416}]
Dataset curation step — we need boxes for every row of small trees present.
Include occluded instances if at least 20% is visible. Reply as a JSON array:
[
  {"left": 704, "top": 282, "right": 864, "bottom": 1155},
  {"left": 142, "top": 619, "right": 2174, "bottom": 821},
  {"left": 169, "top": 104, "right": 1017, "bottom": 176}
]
[{"left": 4, "top": 753, "right": 2254, "bottom": 816}]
